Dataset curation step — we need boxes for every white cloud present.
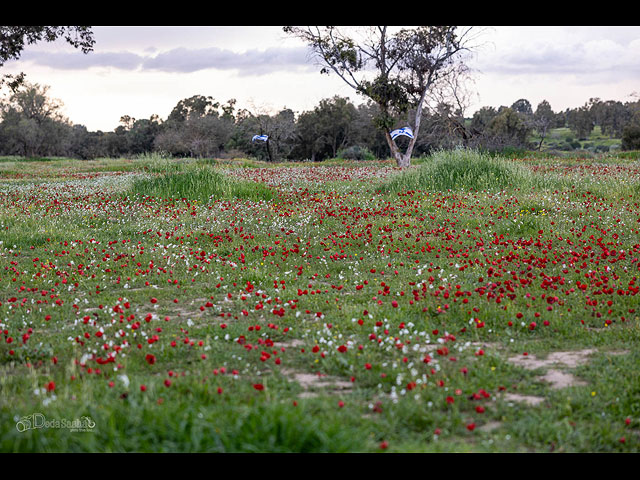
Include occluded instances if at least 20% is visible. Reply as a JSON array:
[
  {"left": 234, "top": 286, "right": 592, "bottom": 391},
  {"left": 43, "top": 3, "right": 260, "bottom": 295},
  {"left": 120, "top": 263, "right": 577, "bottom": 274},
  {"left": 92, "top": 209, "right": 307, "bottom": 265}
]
[
  {"left": 17, "top": 50, "right": 144, "bottom": 71},
  {"left": 471, "top": 27, "right": 640, "bottom": 81}
]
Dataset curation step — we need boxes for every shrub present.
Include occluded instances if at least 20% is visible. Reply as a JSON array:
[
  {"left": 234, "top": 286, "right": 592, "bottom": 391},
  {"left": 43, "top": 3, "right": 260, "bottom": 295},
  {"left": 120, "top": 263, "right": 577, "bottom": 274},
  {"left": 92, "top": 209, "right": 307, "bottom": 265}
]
[
  {"left": 622, "top": 122, "right": 640, "bottom": 151},
  {"left": 337, "top": 146, "right": 376, "bottom": 161}
]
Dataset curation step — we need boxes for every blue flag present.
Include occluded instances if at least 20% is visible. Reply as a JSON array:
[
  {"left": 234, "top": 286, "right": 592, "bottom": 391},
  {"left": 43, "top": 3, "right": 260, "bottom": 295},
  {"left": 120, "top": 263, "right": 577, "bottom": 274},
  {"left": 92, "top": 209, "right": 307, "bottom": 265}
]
[
  {"left": 252, "top": 134, "right": 269, "bottom": 142},
  {"left": 390, "top": 127, "right": 414, "bottom": 140}
]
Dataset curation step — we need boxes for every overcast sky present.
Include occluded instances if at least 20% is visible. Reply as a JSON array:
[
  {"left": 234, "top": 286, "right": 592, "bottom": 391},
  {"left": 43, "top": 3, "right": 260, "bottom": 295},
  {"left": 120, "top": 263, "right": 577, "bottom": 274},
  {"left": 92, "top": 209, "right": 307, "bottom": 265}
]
[{"left": 3, "top": 26, "right": 639, "bottom": 132}]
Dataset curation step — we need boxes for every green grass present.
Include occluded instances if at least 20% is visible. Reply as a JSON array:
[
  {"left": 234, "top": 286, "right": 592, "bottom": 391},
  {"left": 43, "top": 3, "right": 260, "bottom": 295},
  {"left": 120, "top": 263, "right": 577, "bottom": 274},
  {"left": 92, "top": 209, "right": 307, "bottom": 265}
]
[
  {"left": 381, "top": 149, "right": 573, "bottom": 193},
  {"left": 125, "top": 161, "right": 275, "bottom": 203},
  {"left": 0, "top": 390, "right": 367, "bottom": 452},
  {"left": 0, "top": 156, "right": 58, "bottom": 163},
  {"left": 1, "top": 151, "right": 639, "bottom": 452}
]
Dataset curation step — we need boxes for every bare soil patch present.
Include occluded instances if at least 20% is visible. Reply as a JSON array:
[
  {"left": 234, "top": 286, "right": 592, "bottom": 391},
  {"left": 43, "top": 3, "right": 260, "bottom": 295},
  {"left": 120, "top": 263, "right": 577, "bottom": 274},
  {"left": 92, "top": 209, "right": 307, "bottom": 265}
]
[
  {"left": 507, "top": 349, "right": 597, "bottom": 370},
  {"left": 501, "top": 348, "right": 629, "bottom": 404},
  {"left": 502, "top": 393, "right": 546, "bottom": 406},
  {"left": 280, "top": 367, "right": 353, "bottom": 398},
  {"left": 478, "top": 421, "right": 503, "bottom": 432}
]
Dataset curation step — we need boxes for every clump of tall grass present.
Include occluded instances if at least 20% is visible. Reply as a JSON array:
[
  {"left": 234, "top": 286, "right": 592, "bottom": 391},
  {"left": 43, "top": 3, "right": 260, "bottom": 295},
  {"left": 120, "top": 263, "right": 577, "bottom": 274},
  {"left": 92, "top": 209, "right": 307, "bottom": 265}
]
[
  {"left": 379, "top": 148, "right": 574, "bottom": 193},
  {"left": 126, "top": 162, "right": 274, "bottom": 203},
  {"left": 134, "top": 152, "right": 187, "bottom": 173}
]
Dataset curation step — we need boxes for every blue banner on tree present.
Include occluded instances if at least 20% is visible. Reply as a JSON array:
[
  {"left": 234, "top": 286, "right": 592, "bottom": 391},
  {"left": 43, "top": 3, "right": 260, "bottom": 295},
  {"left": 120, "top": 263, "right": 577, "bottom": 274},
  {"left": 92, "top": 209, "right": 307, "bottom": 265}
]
[{"left": 390, "top": 127, "right": 414, "bottom": 140}]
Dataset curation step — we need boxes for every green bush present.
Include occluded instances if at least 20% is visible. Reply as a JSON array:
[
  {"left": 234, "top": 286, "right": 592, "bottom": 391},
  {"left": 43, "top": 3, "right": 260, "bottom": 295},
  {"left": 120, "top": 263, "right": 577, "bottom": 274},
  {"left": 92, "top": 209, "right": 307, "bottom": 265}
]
[
  {"left": 622, "top": 122, "right": 640, "bottom": 151},
  {"left": 337, "top": 145, "right": 376, "bottom": 161}
]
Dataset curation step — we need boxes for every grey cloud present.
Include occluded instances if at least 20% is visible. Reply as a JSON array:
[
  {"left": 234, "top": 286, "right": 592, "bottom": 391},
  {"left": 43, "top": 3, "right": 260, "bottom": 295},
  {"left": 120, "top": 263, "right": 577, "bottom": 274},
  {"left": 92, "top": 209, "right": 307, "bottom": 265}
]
[
  {"left": 141, "top": 46, "right": 314, "bottom": 75},
  {"left": 14, "top": 45, "right": 315, "bottom": 76}
]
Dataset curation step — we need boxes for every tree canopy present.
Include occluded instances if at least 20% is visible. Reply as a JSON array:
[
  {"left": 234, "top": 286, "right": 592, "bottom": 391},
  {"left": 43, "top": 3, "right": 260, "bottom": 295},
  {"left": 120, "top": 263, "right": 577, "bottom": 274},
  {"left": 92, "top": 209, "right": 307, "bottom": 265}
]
[
  {"left": 0, "top": 26, "right": 95, "bottom": 92},
  {"left": 283, "top": 26, "right": 476, "bottom": 167}
]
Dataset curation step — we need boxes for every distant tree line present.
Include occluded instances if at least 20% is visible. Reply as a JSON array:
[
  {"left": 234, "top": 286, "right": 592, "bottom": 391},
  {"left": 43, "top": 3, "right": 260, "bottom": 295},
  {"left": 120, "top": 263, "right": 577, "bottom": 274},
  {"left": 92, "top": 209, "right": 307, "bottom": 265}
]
[
  {"left": 2, "top": 81, "right": 640, "bottom": 161},
  {"left": 467, "top": 96, "right": 640, "bottom": 152}
]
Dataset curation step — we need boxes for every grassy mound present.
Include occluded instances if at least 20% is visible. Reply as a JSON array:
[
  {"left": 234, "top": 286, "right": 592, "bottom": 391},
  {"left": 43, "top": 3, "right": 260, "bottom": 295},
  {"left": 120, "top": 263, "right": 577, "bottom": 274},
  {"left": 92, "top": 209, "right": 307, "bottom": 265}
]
[
  {"left": 382, "top": 149, "right": 570, "bottom": 193},
  {"left": 127, "top": 162, "right": 274, "bottom": 203}
]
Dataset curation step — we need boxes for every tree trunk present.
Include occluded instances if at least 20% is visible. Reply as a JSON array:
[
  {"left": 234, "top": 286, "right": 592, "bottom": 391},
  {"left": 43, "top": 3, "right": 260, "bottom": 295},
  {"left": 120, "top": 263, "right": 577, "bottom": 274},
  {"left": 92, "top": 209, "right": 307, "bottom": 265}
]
[
  {"left": 384, "top": 132, "right": 411, "bottom": 168},
  {"left": 385, "top": 83, "right": 430, "bottom": 169},
  {"left": 385, "top": 131, "right": 402, "bottom": 167},
  {"left": 537, "top": 125, "right": 548, "bottom": 151},
  {"left": 265, "top": 138, "right": 273, "bottom": 162},
  {"left": 397, "top": 153, "right": 411, "bottom": 168}
]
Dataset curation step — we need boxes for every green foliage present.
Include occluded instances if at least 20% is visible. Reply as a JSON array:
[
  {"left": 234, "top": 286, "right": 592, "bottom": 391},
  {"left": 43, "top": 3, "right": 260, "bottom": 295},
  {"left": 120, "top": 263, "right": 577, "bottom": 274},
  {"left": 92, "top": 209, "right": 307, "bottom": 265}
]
[
  {"left": 621, "top": 121, "right": 640, "bottom": 151},
  {"left": 358, "top": 75, "right": 410, "bottom": 130},
  {"left": 292, "top": 96, "right": 357, "bottom": 161},
  {"left": 126, "top": 163, "right": 274, "bottom": 203},
  {"left": 336, "top": 145, "right": 376, "bottom": 161},
  {"left": 536, "top": 125, "right": 623, "bottom": 154},
  {"left": 487, "top": 108, "right": 532, "bottom": 148},
  {"left": 491, "top": 146, "right": 531, "bottom": 158},
  {"left": 2, "top": 155, "right": 640, "bottom": 452},
  {"left": 379, "top": 148, "right": 572, "bottom": 193},
  {"left": 511, "top": 98, "right": 533, "bottom": 115},
  {"left": 470, "top": 106, "right": 498, "bottom": 132},
  {"left": 567, "top": 105, "right": 594, "bottom": 139},
  {"left": 1, "top": 26, "right": 94, "bottom": 91},
  {"left": 283, "top": 26, "right": 469, "bottom": 163},
  {"left": 0, "top": 82, "right": 69, "bottom": 157},
  {"left": 2, "top": 69, "right": 639, "bottom": 165},
  {"left": 610, "top": 149, "right": 640, "bottom": 160}
]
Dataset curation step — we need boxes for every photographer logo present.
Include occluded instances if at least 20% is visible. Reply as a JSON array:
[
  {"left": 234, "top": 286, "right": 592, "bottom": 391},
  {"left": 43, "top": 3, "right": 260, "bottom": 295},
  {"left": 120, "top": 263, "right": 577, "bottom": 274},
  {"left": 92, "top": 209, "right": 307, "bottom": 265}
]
[{"left": 16, "top": 413, "right": 96, "bottom": 432}]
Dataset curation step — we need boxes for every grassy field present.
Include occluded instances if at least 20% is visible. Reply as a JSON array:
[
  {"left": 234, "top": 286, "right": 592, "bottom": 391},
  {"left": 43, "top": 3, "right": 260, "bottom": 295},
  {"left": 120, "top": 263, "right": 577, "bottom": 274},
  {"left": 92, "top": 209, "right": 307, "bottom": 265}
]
[
  {"left": 534, "top": 126, "right": 622, "bottom": 154},
  {"left": 1, "top": 150, "right": 639, "bottom": 452}
]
